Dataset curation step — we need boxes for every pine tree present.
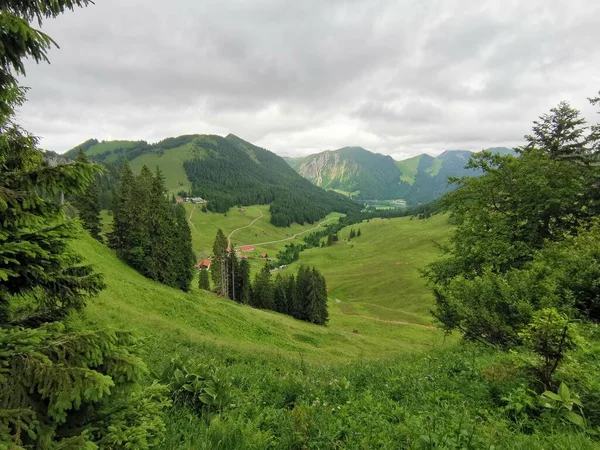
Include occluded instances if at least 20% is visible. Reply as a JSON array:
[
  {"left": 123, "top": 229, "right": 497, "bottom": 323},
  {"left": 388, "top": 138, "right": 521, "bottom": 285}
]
[
  {"left": 238, "top": 258, "right": 251, "bottom": 304},
  {"left": 349, "top": 229, "right": 356, "bottom": 240},
  {"left": 211, "top": 229, "right": 228, "bottom": 295},
  {"left": 293, "top": 266, "right": 310, "bottom": 320},
  {"left": 0, "top": 2, "right": 167, "bottom": 446},
  {"left": 251, "top": 265, "right": 274, "bottom": 310},
  {"left": 71, "top": 149, "right": 103, "bottom": 240},
  {"left": 524, "top": 101, "right": 589, "bottom": 160},
  {"left": 273, "top": 274, "right": 289, "bottom": 314},
  {"left": 173, "top": 203, "right": 195, "bottom": 291},
  {"left": 327, "top": 233, "right": 333, "bottom": 246},
  {"left": 199, "top": 268, "right": 211, "bottom": 290}
]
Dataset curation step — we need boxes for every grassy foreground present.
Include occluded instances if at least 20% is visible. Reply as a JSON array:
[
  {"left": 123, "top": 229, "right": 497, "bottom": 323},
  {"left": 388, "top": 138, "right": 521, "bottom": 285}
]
[{"left": 74, "top": 215, "right": 599, "bottom": 448}]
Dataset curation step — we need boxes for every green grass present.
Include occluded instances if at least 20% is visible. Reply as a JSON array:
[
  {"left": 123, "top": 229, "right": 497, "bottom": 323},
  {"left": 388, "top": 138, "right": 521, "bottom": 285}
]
[
  {"left": 85, "top": 140, "right": 140, "bottom": 158},
  {"left": 76, "top": 226, "right": 445, "bottom": 367},
  {"left": 186, "top": 204, "right": 343, "bottom": 271},
  {"left": 129, "top": 143, "right": 207, "bottom": 194},
  {"left": 425, "top": 157, "right": 443, "bottom": 176},
  {"left": 395, "top": 155, "right": 422, "bottom": 184},
  {"left": 287, "top": 214, "right": 450, "bottom": 325}
]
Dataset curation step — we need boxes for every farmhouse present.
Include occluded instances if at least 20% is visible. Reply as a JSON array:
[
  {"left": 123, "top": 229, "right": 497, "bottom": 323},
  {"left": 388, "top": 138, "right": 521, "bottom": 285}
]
[
  {"left": 175, "top": 198, "right": 184, "bottom": 204},
  {"left": 195, "top": 259, "right": 211, "bottom": 270},
  {"left": 260, "top": 253, "right": 267, "bottom": 258},
  {"left": 239, "top": 245, "right": 255, "bottom": 252}
]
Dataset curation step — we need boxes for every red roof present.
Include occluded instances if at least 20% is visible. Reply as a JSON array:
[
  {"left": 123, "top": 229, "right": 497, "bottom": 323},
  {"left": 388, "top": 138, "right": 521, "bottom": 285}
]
[
  {"left": 176, "top": 198, "right": 184, "bottom": 203},
  {"left": 195, "top": 259, "right": 211, "bottom": 269},
  {"left": 241, "top": 255, "right": 249, "bottom": 259},
  {"left": 260, "top": 253, "right": 267, "bottom": 258},
  {"left": 240, "top": 245, "right": 255, "bottom": 252}
]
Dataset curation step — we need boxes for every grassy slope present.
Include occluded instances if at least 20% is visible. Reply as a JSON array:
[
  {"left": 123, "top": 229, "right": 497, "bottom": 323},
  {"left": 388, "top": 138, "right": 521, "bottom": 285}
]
[
  {"left": 186, "top": 204, "right": 343, "bottom": 269},
  {"left": 288, "top": 214, "right": 450, "bottom": 326},
  {"left": 77, "top": 221, "right": 446, "bottom": 368},
  {"left": 395, "top": 155, "right": 422, "bottom": 184},
  {"left": 128, "top": 143, "right": 199, "bottom": 194},
  {"left": 84, "top": 140, "right": 140, "bottom": 158}
]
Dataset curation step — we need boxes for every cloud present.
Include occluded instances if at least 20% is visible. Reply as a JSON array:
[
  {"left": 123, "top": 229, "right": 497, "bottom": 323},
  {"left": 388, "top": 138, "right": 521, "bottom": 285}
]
[{"left": 16, "top": 0, "right": 600, "bottom": 157}]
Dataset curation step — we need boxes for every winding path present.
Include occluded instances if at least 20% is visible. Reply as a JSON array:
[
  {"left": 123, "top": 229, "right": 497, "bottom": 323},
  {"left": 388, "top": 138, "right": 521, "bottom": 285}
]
[
  {"left": 336, "top": 311, "right": 437, "bottom": 329},
  {"left": 241, "top": 217, "right": 337, "bottom": 247},
  {"left": 227, "top": 209, "right": 264, "bottom": 248}
]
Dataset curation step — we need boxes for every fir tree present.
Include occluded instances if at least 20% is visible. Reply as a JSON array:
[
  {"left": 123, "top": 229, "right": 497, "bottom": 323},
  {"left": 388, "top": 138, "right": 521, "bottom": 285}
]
[
  {"left": 251, "top": 265, "right": 274, "bottom": 310},
  {"left": 198, "top": 269, "right": 211, "bottom": 290},
  {"left": 349, "top": 228, "right": 356, "bottom": 240},
  {"left": 71, "top": 149, "right": 102, "bottom": 240},
  {"left": 0, "top": 1, "right": 167, "bottom": 446},
  {"left": 237, "top": 258, "right": 251, "bottom": 304},
  {"left": 173, "top": 203, "right": 195, "bottom": 291},
  {"left": 327, "top": 233, "right": 334, "bottom": 246},
  {"left": 211, "top": 229, "right": 228, "bottom": 295},
  {"left": 357, "top": 228, "right": 361, "bottom": 237},
  {"left": 273, "top": 274, "right": 289, "bottom": 314}
]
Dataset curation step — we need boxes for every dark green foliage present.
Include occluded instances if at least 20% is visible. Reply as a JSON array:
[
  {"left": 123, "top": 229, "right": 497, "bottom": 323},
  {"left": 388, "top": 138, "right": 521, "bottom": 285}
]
[
  {"left": 157, "top": 358, "right": 231, "bottom": 414},
  {"left": 198, "top": 268, "right": 210, "bottom": 291},
  {"left": 524, "top": 101, "right": 589, "bottom": 160},
  {"left": 173, "top": 204, "right": 195, "bottom": 291},
  {"left": 71, "top": 150, "right": 102, "bottom": 240},
  {"left": 182, "top": 134, "right": 360, "bottom": 227},
  {"left": 108, "top": 163, "right": 195, "bottom": 291},
  {"left": 210, "top": 229, "right": 227, "bottom": 295},
  {"left": 0, "top": 2, "right": 168, "bottom": 447},
  {"left": 348, "top": 228, "right": 356, "bottom": 240},
  {"left": 251, "top": 266, "right": 274, "bottom": 310},
  {"left": 426, "top": 99, "right": 600, "bottom": 350},
  {"left": 357, "top": 228, "right": 361, "bottom": 237},
  {"left": 276, "top": 243, "right": 303, "bottom": 265},
  {"left": 236, "top": 258, "right": 251, "bottom": 304}
]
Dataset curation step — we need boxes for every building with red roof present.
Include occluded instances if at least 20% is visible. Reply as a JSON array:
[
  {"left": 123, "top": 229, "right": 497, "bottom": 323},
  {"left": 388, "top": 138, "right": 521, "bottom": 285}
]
[
  {"left": 239, "top": 245, "right": 255, "bottom": 252},
  {"left": 195, "top": 259, "right": 211, "bottom": 270}
]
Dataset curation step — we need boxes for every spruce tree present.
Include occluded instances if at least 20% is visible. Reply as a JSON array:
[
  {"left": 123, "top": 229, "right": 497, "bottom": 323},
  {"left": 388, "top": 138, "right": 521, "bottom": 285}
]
[
  {"left": 357, "top": 228, "right": 361, "bottom": 237},
  {"left": 238, "top": 258, "right": 251, "bottom": 304},
  {"left": 199, "top": 268, "right": 211, "bottom": 290},
  {"left": 251, "top": 265, "right": 274, "bottom": 310},
  {"left": 211, "top": 229, "right": 228, "bottom": 295},
  {"left": 273, "top": 274, "right": 289, "bottom": 314},
  {"left": 71, "top": 149, "right": 103, "bottom": 240},
  {"left": 327, "top": 233, "right": 333, "bottom": 246},
  {"left": 0, "top": 1, "right": 167, "bottom": 446},
  {"left": 173, "top": 203, "right": 195, "bottom": 291},
  {"left": 524, "top": 101, "right": 589, "bottom": 160}
]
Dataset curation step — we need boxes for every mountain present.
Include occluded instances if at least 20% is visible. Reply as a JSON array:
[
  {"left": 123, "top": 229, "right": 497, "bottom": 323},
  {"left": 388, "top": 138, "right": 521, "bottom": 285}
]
[
  {"left": 289, "top": 147, "right": 408, "bottom": 199},
  {"left": 287, "top": 147, "right": 514, "bottom": 204},
  {"left": 66, "top": 134, "right": 360, "bottom": 227}
]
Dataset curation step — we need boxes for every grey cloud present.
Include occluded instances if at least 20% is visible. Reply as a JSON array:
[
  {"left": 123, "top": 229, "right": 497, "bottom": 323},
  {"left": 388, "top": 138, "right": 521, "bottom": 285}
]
[{"left": 15, "top": 0, "right": 600, "bottom": 157}]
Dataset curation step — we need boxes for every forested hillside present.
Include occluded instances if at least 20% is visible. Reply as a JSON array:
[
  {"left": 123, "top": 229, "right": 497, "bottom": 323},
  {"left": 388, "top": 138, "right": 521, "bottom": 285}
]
[
  {"left": 67, "top": 134, "right": 360, "bottom": 227},
  {"left": 288, "top": 146, "right": 513, "bottom": 204}
]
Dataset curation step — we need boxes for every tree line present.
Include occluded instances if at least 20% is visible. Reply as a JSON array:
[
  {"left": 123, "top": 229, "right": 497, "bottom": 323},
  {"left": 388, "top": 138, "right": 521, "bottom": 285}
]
[
  {"left": 199, "top": 230, "right": 329, "bottom": 325},
  {"left": 108, "top": 162, "right": 196, "bottom": 291}
]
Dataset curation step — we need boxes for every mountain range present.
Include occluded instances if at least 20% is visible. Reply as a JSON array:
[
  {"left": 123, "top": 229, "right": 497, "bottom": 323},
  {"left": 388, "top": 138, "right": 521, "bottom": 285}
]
[
  {"left": 65, "top": 134, "right": 360, "bottom": 227},
  {"left": 285, "top": 146, "right": 514, "bottom": 204}
]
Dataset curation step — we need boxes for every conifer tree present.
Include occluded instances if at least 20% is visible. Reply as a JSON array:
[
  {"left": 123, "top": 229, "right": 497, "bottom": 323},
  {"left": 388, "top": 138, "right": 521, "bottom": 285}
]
[
  {"left": 357, "top": 228, "right": 361, "bottom": 237},
  {"left": 199, "top": 268, "right": 211, "bottom": 290},
  {"left": 524, "top": 101, "right": 589, "bottom": 160},
  {"left": 327, "top": 233, "right": 334, "bottom": 246},
  {"left": 293, "top": 266, "right": 310, "bottom": 320},
  {"left": 71, "top": 149, "right": 102, "bottom": 240},
  {"left": 251, "top": 265, "right": 274, "bottom": 309},
  {"left": 237, "top": 258, "right": 251, "bottom": 304},
  {"left": 273, "top": 274, "right": 289, "bottom": 314},
  {"left": 211, "top": 229, "right": 228, "bottom": 295},
  {"left": 0, "top": 1, "right": 167, "bottom": 446},
  {"left": 173, "top": 203, "right": 195, "bottom": 291}
]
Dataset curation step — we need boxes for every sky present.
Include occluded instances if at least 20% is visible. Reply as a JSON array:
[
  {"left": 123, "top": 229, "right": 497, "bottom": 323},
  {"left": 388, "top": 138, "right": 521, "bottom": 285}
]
[{"left": 17, "top": 0, "right": 600, "bottom": 160}]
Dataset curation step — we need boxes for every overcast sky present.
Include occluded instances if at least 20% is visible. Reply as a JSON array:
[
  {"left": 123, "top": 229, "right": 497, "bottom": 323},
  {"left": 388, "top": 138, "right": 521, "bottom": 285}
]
[{"left": 17, "top": 0, "right": 600, "bottom": 159}]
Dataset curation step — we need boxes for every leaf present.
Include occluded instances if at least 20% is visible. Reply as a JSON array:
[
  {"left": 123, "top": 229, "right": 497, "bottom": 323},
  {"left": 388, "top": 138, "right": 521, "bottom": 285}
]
[
  {"left": 541, "top": 391, "right": 561, "bottom": 401},
  {"left": 558, "top": 383, "right": 570, "bottom": 402},
  {"left": 565, "top": 411, "right": 585, "bottom": 428}
]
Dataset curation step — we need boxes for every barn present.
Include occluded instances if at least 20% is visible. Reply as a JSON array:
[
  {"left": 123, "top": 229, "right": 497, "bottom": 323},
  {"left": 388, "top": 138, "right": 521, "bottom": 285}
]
[{"left": 240, "top": 245, "right": 255, "bottom": 252}]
